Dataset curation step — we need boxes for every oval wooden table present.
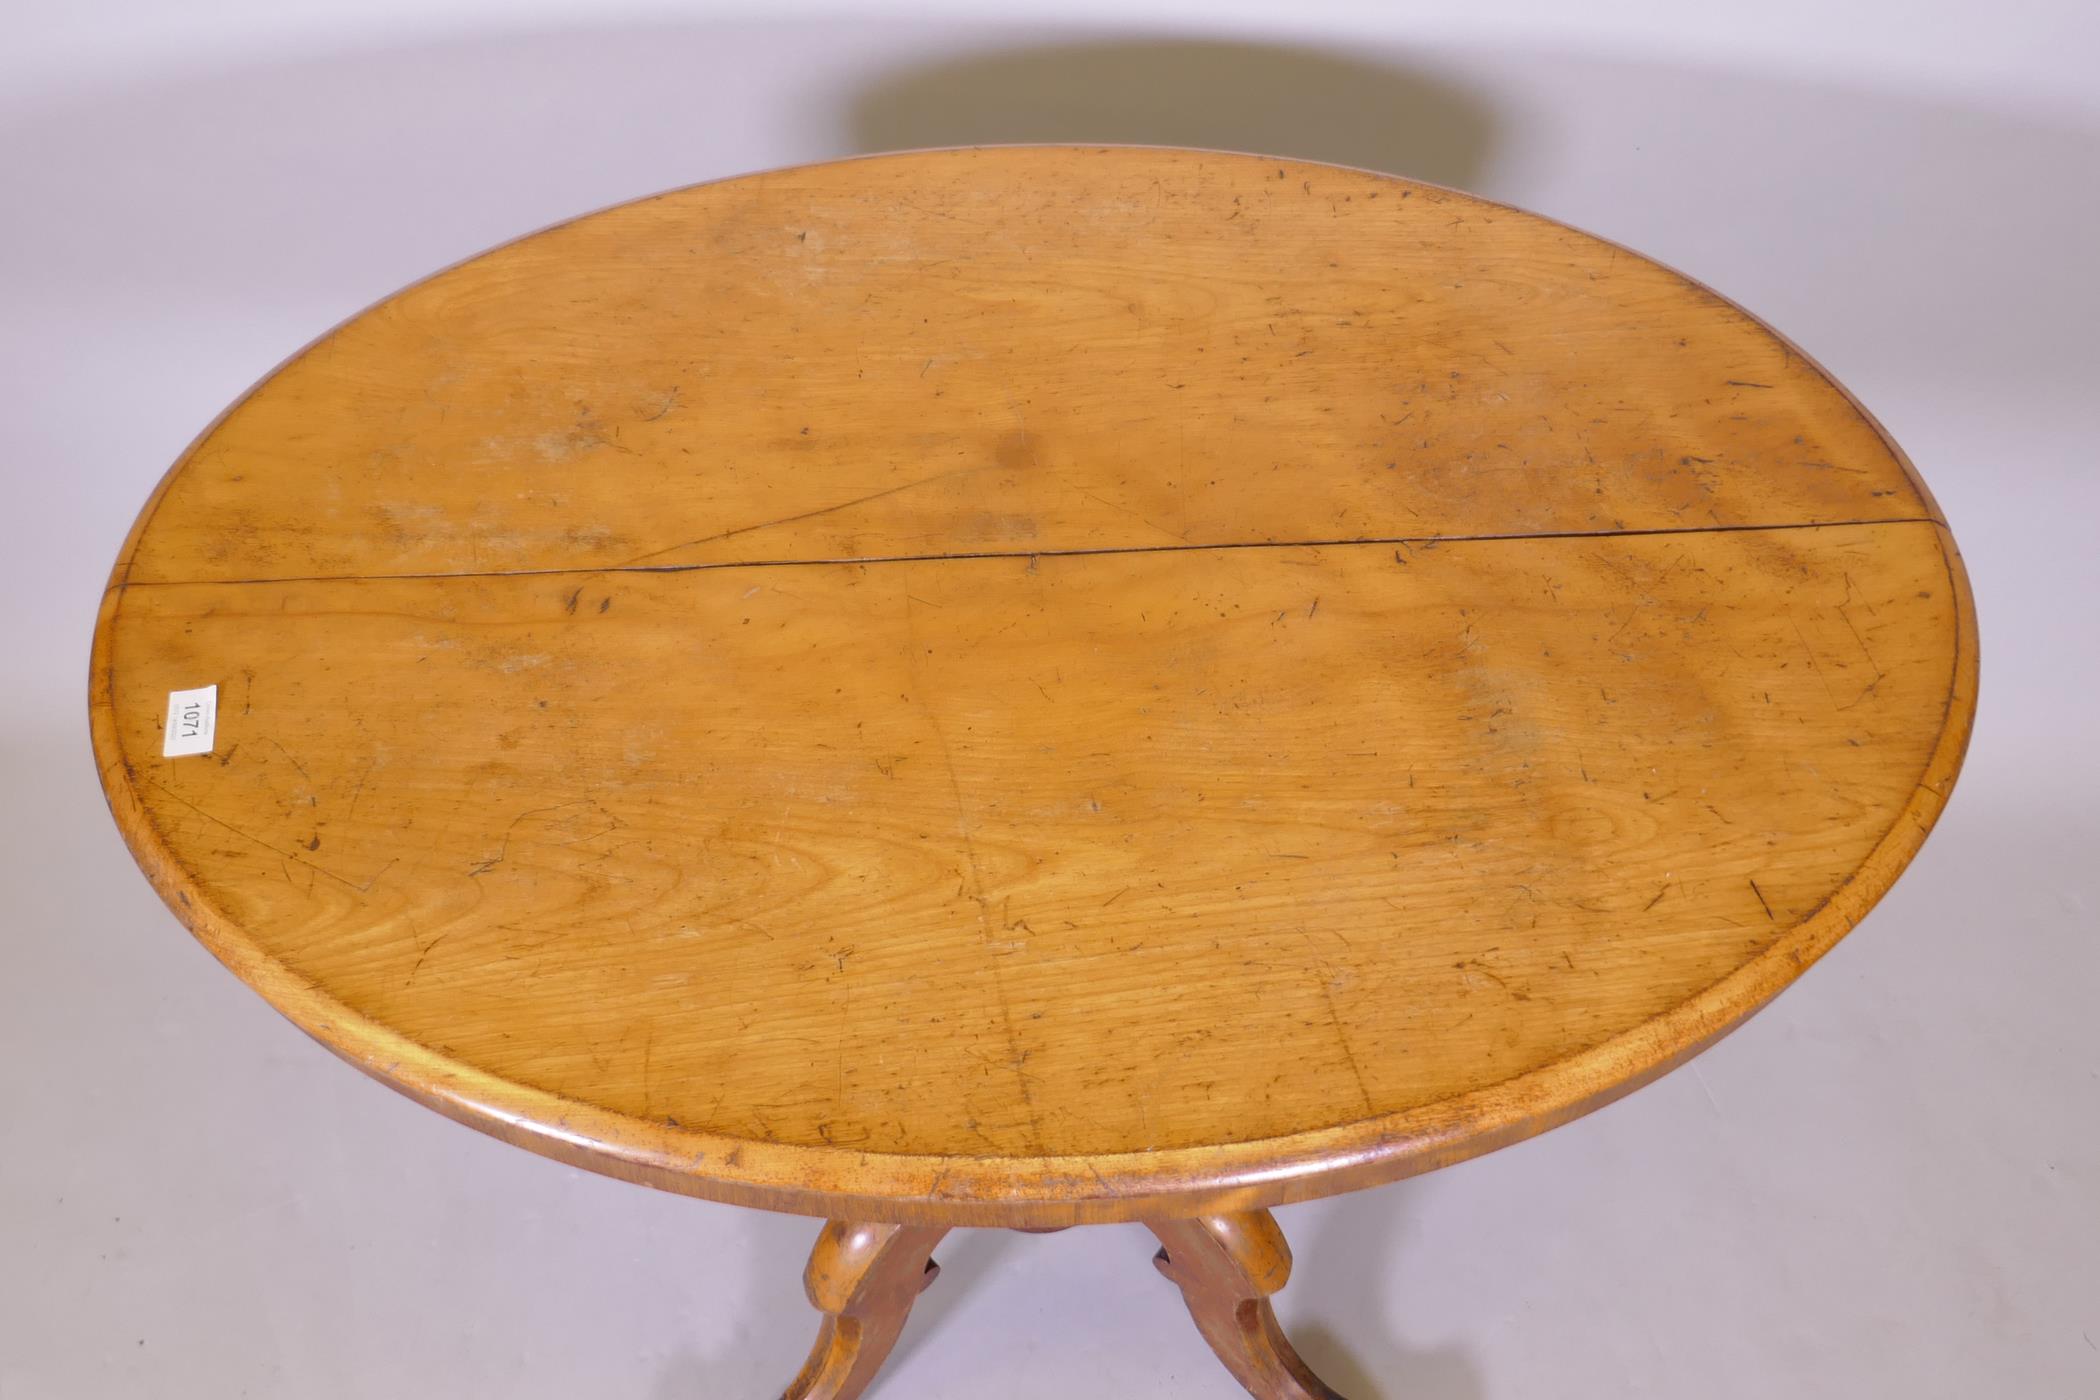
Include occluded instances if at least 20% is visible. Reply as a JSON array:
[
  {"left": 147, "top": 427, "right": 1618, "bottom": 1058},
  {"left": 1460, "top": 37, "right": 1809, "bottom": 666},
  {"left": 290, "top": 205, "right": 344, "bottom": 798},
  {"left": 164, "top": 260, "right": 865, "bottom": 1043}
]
[{"left": 92, "top": 147, "right": 1976, "bottom": 1398}]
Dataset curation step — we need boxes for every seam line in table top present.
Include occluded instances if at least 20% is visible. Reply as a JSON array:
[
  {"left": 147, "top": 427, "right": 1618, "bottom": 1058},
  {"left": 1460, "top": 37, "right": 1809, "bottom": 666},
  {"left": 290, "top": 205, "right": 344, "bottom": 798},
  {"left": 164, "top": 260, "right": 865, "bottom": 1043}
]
[{"left": 117, "top": 514, "right": 1945, "bottom": 590}]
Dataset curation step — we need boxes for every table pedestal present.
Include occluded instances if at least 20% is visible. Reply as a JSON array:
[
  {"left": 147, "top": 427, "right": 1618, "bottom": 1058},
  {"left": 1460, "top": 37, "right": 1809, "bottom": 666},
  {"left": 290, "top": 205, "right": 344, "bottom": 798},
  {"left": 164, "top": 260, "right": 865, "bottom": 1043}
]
[{"left": 781, "top": 1209, "right": 1344, "bottom": 1400}]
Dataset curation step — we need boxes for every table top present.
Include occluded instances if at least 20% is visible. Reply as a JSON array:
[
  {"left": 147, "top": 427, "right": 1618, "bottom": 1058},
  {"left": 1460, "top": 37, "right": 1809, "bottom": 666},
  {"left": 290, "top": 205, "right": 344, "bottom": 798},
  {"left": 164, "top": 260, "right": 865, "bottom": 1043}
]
[{"left": 91, "top": 147, "right": 1975, "bottom": 1227}]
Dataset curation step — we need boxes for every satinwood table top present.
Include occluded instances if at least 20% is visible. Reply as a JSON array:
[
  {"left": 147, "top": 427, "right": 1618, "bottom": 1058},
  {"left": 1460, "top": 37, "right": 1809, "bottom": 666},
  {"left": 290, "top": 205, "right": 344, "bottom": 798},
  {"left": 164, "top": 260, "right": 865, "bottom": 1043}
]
[{"left": 91, "top": 147, "right": 1975, "bottom": 1227}]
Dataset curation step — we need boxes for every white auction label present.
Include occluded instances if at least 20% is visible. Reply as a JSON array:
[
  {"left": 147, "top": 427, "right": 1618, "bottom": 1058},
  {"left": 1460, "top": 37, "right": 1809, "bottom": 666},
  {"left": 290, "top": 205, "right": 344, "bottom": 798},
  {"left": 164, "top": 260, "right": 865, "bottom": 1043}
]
[{"left": 163, "top": 685, "right": 218, "bottom": 757}]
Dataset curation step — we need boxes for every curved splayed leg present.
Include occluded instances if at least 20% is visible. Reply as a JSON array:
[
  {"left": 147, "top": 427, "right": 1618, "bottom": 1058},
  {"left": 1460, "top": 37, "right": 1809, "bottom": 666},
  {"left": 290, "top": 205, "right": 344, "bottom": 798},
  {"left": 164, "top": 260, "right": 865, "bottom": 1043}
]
[
  {"left": 781, "top": 1220, "right": 949, "bottom": 1400},
  {"left": 1148, "top": 1210, "right": 1347, "bottom": 1400}
]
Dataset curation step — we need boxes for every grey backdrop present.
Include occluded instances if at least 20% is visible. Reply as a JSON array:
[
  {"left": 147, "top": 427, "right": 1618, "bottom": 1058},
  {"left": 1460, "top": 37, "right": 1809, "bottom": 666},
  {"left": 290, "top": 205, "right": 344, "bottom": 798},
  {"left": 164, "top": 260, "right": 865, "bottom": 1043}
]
[{"left": 3, "top": 14, "right": 2095, "bottom": 1399}]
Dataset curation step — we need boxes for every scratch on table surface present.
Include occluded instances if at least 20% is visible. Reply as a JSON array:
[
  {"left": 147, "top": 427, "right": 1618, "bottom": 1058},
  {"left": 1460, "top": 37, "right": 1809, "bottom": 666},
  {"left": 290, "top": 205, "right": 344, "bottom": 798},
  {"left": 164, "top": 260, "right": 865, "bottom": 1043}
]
[
  {"left": 616, "top": 464, "right": 987, "bottom": 567},
  {"left": 1317, "top": 970, "right": 1375, "bottom": 1116},
  {"left": 343, "top": 758, "right": 375, "bottom": 821},
  {"left": 1081, "top": 489, "right": 1188, "bottom": 546},
  {"left": 147, "top": 779, "right": 386, "bottom": 893},
  {"left": 1833, "top": 572, "right": 1889, "bottom": 710},
  {"left": 261, "top": 736, "right": 313, "bottom": 786},
  {"left": 1789, "top": 613, "right": 1840, "bottom": 706},
  {"left": 906, "top": 593, "right": 1046, "bottom": 1154},
  {"left": 405, "top": 926, "right": 451, "bottom": 987},
  {"left": 642, "top": 1024, "right": 656, "bottom": 1118},
  {"left": 467, "top": 798, "right": 601, "bottom": 875}
]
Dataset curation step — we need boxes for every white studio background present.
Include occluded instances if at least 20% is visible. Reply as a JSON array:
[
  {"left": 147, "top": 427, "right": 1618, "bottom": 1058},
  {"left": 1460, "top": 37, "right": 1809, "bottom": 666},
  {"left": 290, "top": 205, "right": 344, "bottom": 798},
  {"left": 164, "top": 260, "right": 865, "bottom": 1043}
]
[{"left": 2, "top": 3, "right": 2096, "bottom": 1397}]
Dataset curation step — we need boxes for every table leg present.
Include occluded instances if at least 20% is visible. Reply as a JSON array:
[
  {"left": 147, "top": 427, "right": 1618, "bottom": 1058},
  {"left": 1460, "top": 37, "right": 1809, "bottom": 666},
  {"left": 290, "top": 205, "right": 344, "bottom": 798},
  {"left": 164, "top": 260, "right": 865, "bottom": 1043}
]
[
  {"left": 781, "top": 1219, "right": 950, "bottom": 1400},
  {"left": 1147, "top": 1210, "right": 1347, "bottom": 1400}
]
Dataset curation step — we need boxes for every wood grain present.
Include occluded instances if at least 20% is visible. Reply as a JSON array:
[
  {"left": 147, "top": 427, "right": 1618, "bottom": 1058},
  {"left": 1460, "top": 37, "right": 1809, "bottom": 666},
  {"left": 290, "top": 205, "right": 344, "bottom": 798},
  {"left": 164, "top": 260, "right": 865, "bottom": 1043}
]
[
  {"left": 90, "top": 147, "right": 1975, "bottom": 1227},
  {"left": 1151, "top": 1210, "right": 1344, "bottom": 1399},
  {"left": 113, "top": 147, "right": 1934, "bottom": 590},
  {"left": 784, "top": 1220, "right": 948, "bottom": 1400}
]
